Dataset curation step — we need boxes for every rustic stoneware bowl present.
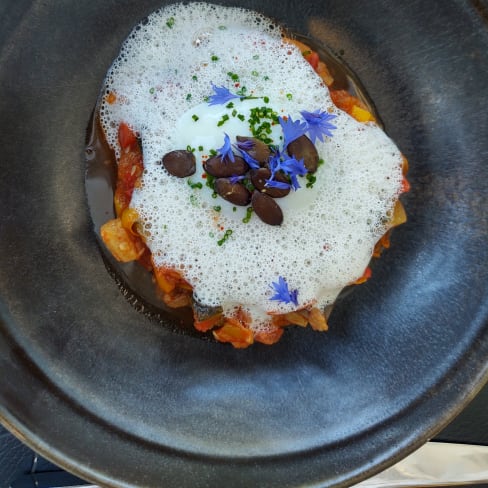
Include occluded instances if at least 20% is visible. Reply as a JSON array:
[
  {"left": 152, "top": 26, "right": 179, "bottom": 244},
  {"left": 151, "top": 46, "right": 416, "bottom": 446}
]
[{"left": 1, "top": 1, "right": 487, "bottom": 487}]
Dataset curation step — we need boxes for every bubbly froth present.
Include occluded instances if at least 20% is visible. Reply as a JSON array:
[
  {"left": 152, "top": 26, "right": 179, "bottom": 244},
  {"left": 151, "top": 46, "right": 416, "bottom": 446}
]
[{"left": 99, "top": 2, "right": 403, "bottom": 332}]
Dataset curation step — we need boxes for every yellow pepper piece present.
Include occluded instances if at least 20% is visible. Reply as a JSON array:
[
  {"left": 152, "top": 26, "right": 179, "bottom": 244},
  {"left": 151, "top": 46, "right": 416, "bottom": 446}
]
[
  {"left": 100, "top": 218, "right": 145, "bottom": 262},
  {"left": 213, "top": 318, "right": 254, "bottom": 348},
  {"left": 120, "top": 207, "right": 140, "bottom": 236},
  {"left": 351, "top": 105, "right": 376, "bottom": 123},
  {"left": 390, "top": 200, "right": 407, "bottom": 227}
]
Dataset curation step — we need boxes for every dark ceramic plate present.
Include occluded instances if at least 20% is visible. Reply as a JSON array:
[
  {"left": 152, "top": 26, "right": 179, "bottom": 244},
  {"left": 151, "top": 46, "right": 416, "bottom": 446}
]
[{"left": 1, "top": 1, "right": 487, "bottom": 487}]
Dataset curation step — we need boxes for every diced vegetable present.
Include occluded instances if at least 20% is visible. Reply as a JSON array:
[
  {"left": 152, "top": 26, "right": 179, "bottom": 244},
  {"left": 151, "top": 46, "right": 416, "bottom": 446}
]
[
  {"left": 100, "top": 218, "right": 146, "bottom": 262},
  {"left": 390, "top": 200, "right": 407, "bottom": 227},
  {"left": 118, "top": 122, "right": 138, "bottom": 150},
  {"left": 254, "top": 327, "right": 284, "bottom": 345},
  {"left": 351, "top": 105, "right": 376, "bottom": 123},
  {"left": 213, "top": 318, "right": 254, "bottom": 348}
]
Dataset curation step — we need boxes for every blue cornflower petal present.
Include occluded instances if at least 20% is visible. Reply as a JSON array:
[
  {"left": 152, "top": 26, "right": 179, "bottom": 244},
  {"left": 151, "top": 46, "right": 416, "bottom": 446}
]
[
  {"left": 300, "top": 109, "right": 337, "bottom": 143},
  {"left": 289, "top": 173, "right": 301, "bottom": 191},
  {"left": 236, "top": 139, "right": 254, "bottom": 151},
  {"left": 234, "top": 144, "right": 260, "bottom": 169},
  {"left": 270, "top": 276, "right": 299, "bottom": 306},
  {"left": 279, "top": 116, "right": 307, "bottom": 148},
  {"left": 280, "top": 156, "right": 307, "bottom": 176},
  {"left": 268, "top": 150, "right": 283, "bottom": 177},
  {"left": 217, "top": 133, "right": 235, "bottom": 162},
  {"left": 208, "top": 83, "right": 243, "bottom": 106},
  {"left": 229, "top": 175, "right": 246, "bottom": 184},
  {"left": 279, "top": 156, "right": 307, "bottom": 191},
  {"left": 264, "top": 179, "right": 291, "bottom": 190}
]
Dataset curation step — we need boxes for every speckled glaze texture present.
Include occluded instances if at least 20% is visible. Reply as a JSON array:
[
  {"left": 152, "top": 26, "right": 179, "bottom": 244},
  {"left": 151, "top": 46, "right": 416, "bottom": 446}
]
[{"left": 0, "top": 1, "right": 487, "bottom": 487}]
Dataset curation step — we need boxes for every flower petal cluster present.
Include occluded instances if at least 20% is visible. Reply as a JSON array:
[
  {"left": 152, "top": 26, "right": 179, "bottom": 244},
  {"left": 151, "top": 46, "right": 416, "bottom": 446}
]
[
  {"left": 235, "top": 142, "right": 260, "bottom": 169},
  {"left": 217, "top": 133, "right": 235, "bottom": 162},
  {"left": 270, "top": 276, "right": 299, "bottom": 306},
  {"left": 266, "top": 151, "right": 308, "bottom": 191},
  {"left": 278, "top": 116, "right": 307, "bottom": 148},
  {"left": 300, "top": 109, "right": 337, "bottom": 143},
  {"left": 229, "top": 175, "right": 246, "bottom": 184},
  {"left": 208, "top": 83, "right": 244, "bottom": 106}
]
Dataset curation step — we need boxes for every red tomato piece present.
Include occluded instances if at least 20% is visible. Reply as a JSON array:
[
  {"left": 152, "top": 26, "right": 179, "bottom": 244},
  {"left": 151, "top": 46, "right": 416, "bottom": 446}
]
[
  {"left": 118, "top": 122, "right": 138, "bottom": 150},
  {"left": 304, "top": 51, "right": 319, "bottom": 71}
]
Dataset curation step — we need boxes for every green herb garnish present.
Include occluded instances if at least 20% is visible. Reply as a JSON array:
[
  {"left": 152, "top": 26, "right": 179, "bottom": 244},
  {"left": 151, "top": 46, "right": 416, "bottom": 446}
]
[
  {"left": 217, "top": 114, "right": 230, "bottom": 127},
  {"left": 217, "top": 229, "right": 233, "bottom": 246},
  {"left": 242, "top": 207, "right": 253, "bottom": 223}
]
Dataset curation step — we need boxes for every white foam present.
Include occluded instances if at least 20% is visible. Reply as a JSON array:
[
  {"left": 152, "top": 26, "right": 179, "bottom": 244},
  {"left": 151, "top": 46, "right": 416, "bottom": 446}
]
[{"left": 99, "top": 2, "right": 403, "bottom": 332}]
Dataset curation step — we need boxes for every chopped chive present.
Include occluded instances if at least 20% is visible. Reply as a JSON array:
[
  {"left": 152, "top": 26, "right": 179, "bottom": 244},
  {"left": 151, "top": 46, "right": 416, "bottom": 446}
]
[
  {"left": 186, "top": 145, "right": 196, "bottom": 153},
  {"left": 209, "top": 149, "right": 217, "bottom": 156},
  {"left": 166, "top": 17, "right": 175, "bottom": 28},
  {"left": 251, "top": 70, "right": 259, "bottom": 77},
  {"left": 252, "top": 54, "right": 259, "bottom": 60},
  {"left": 226, "top": 102, "right": 234, "bottom": 109},
  {"left": 263, "top": 96, "right": 269, "bottom": 103},
  {"left": 217, "top": 114, "right": 230, "bottom": 127},
  {"left": 237, "top": 114, "right": 245, "bottom": 121},
  {"left": 211, "top": 55, "right": 219, "bottom": 61},
  {"left": 192, "top": 114, "right": 199, "bottom": 122},
  {"left": 149, "top": 87, "right": 155, "bottom": 94},
  {"left": 232, "top": 109, "right": 237, "bottom": 117},
  {"left": 186, "top": 93, "right": 192, "bottom": 101},
  {"left": 242, "top": 207, "right": 253, "bottom": 223},
  {"left": 218, "top": 25, "right": 227, "bottom": 30},
  {"left": 212, "top": 205, "right": 222, "bottom": 212},
  {"left": 263, "top": 75, "right": 270, "bottom": 81},
  {"left": 286, "top": 93, "right": 293, "bottom": 100},
  {"left": 198, "top": 145, "right": 204, "bottom": 151},
  {"left": 205, "top": 173, "right": 216, "bottom": 189},
  {"left": 192, "top": 75, "right": 198, "bottom": 81},
  {"left": 227, "top": 71, "right": 239, "bottom": 81},
  {"left": 306, "top": 174, "right": 317, "bottom": 188},
  {"left": 302, "top": 50, "right": 312, "bottom": 56},
  {"left": 217, "top": 229, "right": 233, "bottom": 246},
  {"left": 318, "top": 158, "right": 325, "bottom": 166},
  {"left": 187, "top": 179, "right": 203, "bottom": 189}
]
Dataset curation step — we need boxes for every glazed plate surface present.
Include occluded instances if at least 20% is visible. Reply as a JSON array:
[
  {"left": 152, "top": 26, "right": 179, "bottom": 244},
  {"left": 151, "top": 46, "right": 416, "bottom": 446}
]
[{"left": 0, "top": 1, "right": 487, "bottom": 487}]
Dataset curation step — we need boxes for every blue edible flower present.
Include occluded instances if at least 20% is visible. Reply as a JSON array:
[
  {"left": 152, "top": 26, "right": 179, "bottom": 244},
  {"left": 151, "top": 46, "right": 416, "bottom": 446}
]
[
  {"left": 236, "top": 139, "right": 254, "bottom": 151},
  {"left": 278, "top": 116, "right": 307, "bottom": 148},
  {"left": 267, "top": 152, "right": 307, "bottom": 191},
  {"left": 270, "top": 276, "right": 299, "bottom": 306},
  {"left": 217, "top": 133, "right": 235, "bottom": 162},
  {"left": 208, "top": 83, "right": 244, "bottom": 106},
  {"left": 300, "top": 109, "right": 337, "bottom": 143},
  {"left": 234, "top": 143, "right": 260, "bottom": 169},
  {"left": 229, "top": 175, "right": 246, "bottom": 184},
  {"left": 279, "top": 156, "right": 308, "bottom": 190},
  {"left": 264, "top": 179, "right": 291, "bottom": 190}
]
